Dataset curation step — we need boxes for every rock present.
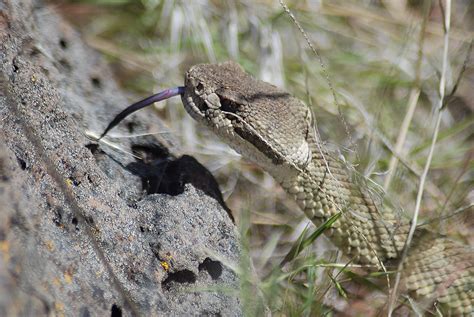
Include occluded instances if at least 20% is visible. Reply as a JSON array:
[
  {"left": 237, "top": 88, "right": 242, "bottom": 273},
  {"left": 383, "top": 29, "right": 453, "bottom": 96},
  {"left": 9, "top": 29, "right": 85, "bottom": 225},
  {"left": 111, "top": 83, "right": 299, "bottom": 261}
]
[{"left": 0, "top": 0, "right": 241, "bottom": 315}]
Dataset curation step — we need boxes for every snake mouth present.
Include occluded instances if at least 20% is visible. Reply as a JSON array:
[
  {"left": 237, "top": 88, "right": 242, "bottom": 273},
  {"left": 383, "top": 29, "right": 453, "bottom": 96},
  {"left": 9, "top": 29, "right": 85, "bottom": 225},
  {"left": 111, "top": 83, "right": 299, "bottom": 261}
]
[
  {"left": 181, "top": 91, "right": 206, "bottom": 122},
  {"left": 181, "top": 73, "right": 209, "bottom": 124}
]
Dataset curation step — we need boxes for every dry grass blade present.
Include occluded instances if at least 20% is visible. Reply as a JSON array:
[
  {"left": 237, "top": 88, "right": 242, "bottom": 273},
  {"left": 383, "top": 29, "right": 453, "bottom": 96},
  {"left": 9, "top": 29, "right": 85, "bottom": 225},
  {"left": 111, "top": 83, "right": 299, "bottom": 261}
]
[{"left": 383, "top": 1, "right": 429, "bottom": 190}]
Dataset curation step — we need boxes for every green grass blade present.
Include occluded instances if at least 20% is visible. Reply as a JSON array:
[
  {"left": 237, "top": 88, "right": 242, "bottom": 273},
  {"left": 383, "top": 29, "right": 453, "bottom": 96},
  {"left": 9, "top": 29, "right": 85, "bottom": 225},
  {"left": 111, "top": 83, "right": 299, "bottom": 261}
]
[
  {"left": 327, "top": 272, "right": 348, "bottom": 299},
  {"left": 281, "top": 212, "right": 342, "bottom": 266}
]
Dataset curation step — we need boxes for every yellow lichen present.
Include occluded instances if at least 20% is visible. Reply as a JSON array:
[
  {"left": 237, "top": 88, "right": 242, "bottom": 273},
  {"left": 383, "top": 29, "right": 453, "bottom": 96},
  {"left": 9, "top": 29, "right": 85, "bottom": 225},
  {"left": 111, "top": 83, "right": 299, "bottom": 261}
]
[
  {"left": 54, "top": 302, "right": 65, "bottom": 317},
  {"left": 160, "top": 261, "right": 170, "bottom": 271},
  {"left": 64, "top": 271, "right": 73, "bottom": 284},
  {"left": 45, "top": 240, "right": 55, "bottom": 251}
]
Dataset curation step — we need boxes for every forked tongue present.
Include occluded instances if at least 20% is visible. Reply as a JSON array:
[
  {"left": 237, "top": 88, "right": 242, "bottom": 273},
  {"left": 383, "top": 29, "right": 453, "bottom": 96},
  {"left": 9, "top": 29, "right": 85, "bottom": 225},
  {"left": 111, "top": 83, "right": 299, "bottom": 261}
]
[{"left": 99, "top": 86, "right": 185, "bottom": 140}]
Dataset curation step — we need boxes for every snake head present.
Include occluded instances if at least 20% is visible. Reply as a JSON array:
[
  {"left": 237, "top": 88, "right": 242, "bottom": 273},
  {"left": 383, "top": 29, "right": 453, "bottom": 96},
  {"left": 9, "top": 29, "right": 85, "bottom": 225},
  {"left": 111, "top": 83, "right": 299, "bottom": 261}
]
[{"left": 182, "top": 61, "right": 314, "bottom": 174}]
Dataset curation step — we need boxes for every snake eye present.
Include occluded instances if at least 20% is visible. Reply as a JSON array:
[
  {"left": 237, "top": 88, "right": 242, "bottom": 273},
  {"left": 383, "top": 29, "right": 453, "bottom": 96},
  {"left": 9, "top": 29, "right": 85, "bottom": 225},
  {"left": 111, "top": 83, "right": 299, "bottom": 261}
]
[{"left": 220, "top": 98, "right": 238, "bottom": 114}]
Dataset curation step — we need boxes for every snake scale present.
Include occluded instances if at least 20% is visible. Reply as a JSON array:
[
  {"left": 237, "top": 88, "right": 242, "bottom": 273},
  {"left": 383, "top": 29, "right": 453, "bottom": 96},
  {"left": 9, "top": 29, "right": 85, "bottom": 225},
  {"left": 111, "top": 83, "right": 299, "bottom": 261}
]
[{"left": 102, "top": 61, "right": 473, "bottom": 315}]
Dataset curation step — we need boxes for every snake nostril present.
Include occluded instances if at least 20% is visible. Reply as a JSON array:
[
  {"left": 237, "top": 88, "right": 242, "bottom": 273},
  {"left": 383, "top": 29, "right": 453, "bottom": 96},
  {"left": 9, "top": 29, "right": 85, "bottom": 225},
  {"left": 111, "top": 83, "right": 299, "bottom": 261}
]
[{"left": 196, "top": 83, "right": 204, "bottom": 93}]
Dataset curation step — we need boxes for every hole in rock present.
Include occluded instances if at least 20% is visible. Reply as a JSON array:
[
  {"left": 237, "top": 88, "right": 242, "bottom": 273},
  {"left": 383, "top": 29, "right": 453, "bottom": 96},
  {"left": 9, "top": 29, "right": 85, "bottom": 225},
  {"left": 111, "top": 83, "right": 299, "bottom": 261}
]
[
  {"left": 71, "top": 217, "right": 79, "bottom": 230},
  {"left": 110, "top": 304, "right": 122, "bottom": 317},
  {"left": 162, "top": 269, "right": 197, "bottom": 290},
  {"left": 16, "top": 157, "right": 27, "bottom": 170},
  {"left": 59, "top": 38, "right": 68, "bottom": 49},
  {"left": 91, "top": 77, "right": 102, "bottom": 89},
  {"left": 199, "top": 258, "right": 223, "bottom": 280}
]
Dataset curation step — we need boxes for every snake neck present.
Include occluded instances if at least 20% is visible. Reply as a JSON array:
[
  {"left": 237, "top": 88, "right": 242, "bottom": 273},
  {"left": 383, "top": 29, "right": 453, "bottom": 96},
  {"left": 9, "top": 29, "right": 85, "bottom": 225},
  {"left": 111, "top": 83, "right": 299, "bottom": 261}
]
[{"left": 274, "top": 145, "right": 411, "bottom": 266}]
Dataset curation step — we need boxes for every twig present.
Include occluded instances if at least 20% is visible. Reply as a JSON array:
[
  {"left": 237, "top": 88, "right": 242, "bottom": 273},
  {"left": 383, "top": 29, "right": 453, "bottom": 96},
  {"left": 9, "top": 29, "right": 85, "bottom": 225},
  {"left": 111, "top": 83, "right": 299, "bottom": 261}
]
[{"left": 387, "top": 1, "right": 452, "bottom": 315}]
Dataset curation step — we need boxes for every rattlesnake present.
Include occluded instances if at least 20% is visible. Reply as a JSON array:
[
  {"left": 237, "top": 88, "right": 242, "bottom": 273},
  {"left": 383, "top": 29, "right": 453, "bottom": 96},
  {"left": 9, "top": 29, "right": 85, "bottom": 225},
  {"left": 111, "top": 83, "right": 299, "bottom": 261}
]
[{"left": 101, "top": 61, "right": 473, "bottom": 315}]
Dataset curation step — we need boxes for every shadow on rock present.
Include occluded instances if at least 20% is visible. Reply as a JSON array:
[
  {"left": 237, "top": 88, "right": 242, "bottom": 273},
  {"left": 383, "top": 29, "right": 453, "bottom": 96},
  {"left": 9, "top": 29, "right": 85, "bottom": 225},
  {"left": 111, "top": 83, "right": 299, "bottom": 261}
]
[{"left": 127, "top": 144, "right": 234, "bottom": 222}]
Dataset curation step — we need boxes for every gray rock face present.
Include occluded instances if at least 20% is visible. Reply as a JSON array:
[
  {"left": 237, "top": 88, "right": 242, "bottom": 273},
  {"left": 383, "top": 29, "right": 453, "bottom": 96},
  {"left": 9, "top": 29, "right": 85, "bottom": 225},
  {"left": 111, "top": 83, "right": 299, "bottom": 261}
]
[{"left": 0, "top": 0, "right": 241, "bottom": 316}]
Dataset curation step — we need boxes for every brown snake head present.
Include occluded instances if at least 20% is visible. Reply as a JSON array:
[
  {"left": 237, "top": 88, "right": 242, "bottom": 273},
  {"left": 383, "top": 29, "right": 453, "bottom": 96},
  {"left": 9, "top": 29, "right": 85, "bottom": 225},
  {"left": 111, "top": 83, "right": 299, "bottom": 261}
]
[{"left": 182, "top": 61, "right": 314, "bottom": 177}]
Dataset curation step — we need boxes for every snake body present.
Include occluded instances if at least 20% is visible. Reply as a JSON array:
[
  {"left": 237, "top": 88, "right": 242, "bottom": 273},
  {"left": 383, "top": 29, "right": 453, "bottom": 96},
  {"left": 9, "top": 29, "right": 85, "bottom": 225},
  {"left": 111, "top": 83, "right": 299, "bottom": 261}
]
[{"left": 181, "top": 61, "right": 473, "bottom": 315}]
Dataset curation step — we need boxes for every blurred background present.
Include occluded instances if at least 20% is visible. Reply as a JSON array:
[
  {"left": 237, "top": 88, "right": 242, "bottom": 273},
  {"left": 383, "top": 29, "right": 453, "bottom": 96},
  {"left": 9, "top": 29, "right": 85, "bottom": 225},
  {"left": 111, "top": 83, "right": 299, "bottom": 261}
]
[{"left": 50, "top": 0, "right": 473, "bottom": 315}]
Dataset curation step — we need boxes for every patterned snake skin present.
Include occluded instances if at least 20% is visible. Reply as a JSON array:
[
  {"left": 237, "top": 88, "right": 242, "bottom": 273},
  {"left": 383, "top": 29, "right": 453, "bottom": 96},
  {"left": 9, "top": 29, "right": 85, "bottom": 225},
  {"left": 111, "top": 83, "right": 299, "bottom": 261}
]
[{"left": 181, "top": 61, "right": 473, "bottom": 315}]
